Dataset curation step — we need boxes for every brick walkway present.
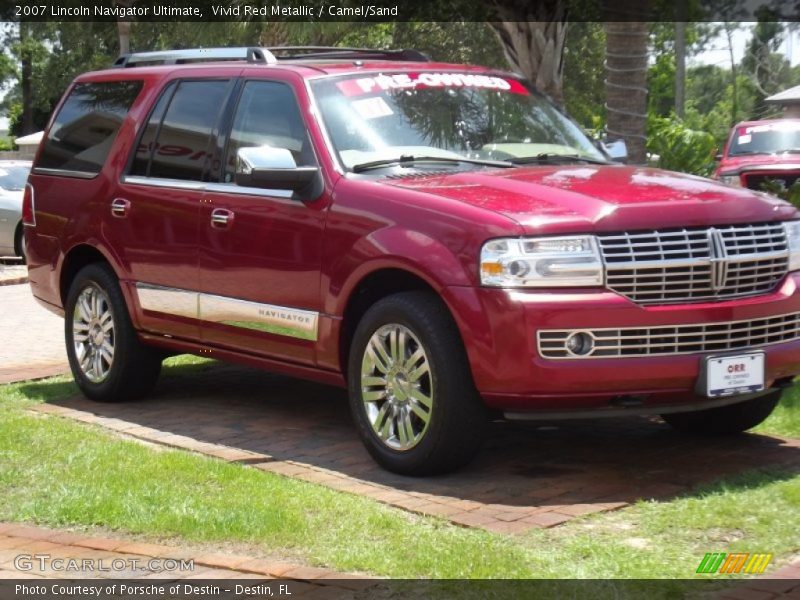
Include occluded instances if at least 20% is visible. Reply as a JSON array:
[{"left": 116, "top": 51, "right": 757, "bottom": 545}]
[
  {"left": 0, "top": 283, "right": 68, "bottom": 384},
  {"left": 0, "top": 523, "right": 370, "bottom": 590},
  {"left": 1, "top": 523, "right": 796, "bottom": 593},
  {"left": 29, "top": 363, "right": 800, "bottom": 535}
]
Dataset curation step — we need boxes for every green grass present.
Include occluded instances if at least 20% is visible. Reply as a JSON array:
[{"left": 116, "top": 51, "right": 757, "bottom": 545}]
[
  {"left": 0, "top": 357, "right": 798, "bottom": 582},
  {"left": 755, "top": 384, "right": 800, "bottom": 438}
]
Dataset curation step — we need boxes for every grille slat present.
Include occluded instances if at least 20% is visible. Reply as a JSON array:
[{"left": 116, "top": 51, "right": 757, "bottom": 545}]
[
  {"left": 597, "top": 223, "right": 789, "bottom": 305},
  {"left": 537, "top": 312, "right": 800, "bottom": 359}
]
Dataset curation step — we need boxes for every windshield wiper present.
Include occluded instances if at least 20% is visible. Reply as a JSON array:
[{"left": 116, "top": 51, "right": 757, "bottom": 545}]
[
  {"left": 510, "top": 153, "right": 610, "bottom": 165},
  {"left": 775, "top": 148, "right": 800, "bottom": 154},
  {"left": 351, "top": 155, "right": 515, "bottom": 173}
]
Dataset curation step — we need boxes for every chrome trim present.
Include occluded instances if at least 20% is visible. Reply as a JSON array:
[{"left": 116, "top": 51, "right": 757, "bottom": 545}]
[
  {"left": 597, "top": 223, "right": 789, "bottom": 305},
  {"left": 134, "top": 283, "right": 318, "bottom": 341},
  {"left": 122, "top": 176, "right": 205, "bottom": 191},
  {"left": 32, "top": 167, "right": 97, "bottom": 179},
  {"left": 200, "top": 293, "right": 318, "bottom": 340},
  {"left": 121, "top": 176, "right": 295, "bottom": 199},
  {"left": 136, "top": 284, "right": 198, "bottom": 320},
  {"left": 204, "top": 182, "right": 293, "bottom": 199},
  {"left": 537, "top": 311, "right": 800, "bottom": 359}
]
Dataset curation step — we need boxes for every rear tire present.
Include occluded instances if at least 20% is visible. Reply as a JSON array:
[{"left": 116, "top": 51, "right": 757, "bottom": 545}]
[
  {"left": 65, "top": 263, "right": 161, "bottom": 402},
  {"left": 14, "top": 224, "right": 25, "bottom": 263},
  {"left": 661, "top": 390, "right": 782, "bottom": 435},
  {"left": 348, "top": 291, "right": 486, "bottom": 475}
]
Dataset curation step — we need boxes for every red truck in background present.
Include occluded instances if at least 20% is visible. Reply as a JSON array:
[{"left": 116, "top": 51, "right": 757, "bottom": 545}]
[{"left": 716, "top": 119, "right": 800, "bottom": 191}]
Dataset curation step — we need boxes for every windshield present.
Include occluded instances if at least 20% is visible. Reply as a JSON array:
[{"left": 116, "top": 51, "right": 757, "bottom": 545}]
[
  {"left": 0, "top": 164, "right": 30, "bottom": 191},
  {"left": 310, "top": 71, "right": 605, "bottom": 170},
  {"left": 728, "top": 122, "right": 800, "bottom": 156}
]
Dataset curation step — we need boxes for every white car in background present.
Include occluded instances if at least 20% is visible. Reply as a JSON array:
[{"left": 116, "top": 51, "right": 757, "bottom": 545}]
[{"left": 0, "top": 160, "right": 32, "bottom": 260}]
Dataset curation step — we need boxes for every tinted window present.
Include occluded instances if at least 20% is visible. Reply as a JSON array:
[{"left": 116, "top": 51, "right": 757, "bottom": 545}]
[
  {"left": 37, "top": 81, "right": 142, "bottom": 174},
  {"left": 223, "top": 81, "right": 315, "bottom": 183},
  {"left": 148, "top": 80, "right": 230, "bottom": 181},
  {"left": 130, "top": 83, "right": 176, "bottom": 176}
]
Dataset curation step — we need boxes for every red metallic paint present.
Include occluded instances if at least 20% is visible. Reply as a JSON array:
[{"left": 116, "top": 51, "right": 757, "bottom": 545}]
[{"left": 24, "top": 61, "right": 800, "bottom": 415}]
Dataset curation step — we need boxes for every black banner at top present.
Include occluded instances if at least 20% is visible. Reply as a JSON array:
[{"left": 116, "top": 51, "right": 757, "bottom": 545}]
[{"left": 2, "top": 0, "right": 800, "bottom": 22}]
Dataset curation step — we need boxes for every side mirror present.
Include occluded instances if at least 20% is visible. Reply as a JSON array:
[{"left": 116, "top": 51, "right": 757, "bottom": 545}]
[
  {"left": 235, "top": 146, "right": 322, "bottom": 199},
  {"left": 602, "top": 139, "right": 628, "bottom": 163},
  {"left": 715, "top": 153, "right": 723, "bottom": 161}
]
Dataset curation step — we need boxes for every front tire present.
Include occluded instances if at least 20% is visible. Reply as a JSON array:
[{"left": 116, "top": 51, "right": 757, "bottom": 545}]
[
  {"left": 348, "top": 291, "right": 486, "bottom": 475},
  {"left": 65, "top": 263, "right": 161, "bottom": 402},
  {"left": 661, "top": 390, "right": 782, "bottom": 435}
]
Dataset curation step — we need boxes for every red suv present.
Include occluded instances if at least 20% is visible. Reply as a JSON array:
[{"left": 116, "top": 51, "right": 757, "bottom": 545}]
[
  {"left": 716, "top": 119, "right": 800, "bottom": 191},
  {"left": 24, "top": 47, "right": 800, "bottom": 475}
]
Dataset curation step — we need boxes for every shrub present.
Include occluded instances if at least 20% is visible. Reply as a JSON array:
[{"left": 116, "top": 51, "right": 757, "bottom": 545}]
[{"left": 647, "top": 116, "right": 717, "bottom": 177}]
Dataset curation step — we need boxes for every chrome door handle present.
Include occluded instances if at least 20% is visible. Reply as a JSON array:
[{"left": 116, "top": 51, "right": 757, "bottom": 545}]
[
  {"left": 111, "top": 198, "right": 130, "bottom": 218},
  {"left": 211, "top": 208, "right": 234, "bottom": 228}
]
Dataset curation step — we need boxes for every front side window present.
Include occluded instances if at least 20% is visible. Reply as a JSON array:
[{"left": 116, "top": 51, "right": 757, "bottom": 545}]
[
  {"left": 223, "top": 80, "right": 316, "bottom": 183},
  {"left": 136, "top": 80, "right": 230, "bottom": 181},
  {"left": 37, "top": 80, "right": 142, "bottom": 174},
  {"left": 310, "top": 71, "right": 604, "bottom": 170}
]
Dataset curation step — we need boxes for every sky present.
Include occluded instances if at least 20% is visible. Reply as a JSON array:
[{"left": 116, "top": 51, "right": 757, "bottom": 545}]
[{"left": 692, "top": 24, "right": 800, "bottom": 67}]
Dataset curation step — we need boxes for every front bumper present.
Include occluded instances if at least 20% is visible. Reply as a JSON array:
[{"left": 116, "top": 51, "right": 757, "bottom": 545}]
[{"left": 443, "top": 273, "right": 800, "bottom": 412}]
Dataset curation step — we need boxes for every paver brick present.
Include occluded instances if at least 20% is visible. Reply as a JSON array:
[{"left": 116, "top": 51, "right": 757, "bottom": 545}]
[
  {"left": 8, "top": 274, "right": 800, "bottom": 536},
  {"left": 0, "top": 522, "right": 362, "bottom": 584}
]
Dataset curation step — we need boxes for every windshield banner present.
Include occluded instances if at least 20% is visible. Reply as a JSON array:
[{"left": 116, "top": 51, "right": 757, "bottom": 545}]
[{"left": 335, "top": 73, "right": 530, "bottom": 97}]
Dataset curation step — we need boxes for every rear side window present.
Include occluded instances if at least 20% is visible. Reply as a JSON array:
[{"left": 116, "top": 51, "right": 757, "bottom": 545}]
[
  {"left": 37, "top": 81, "right": 142, "bottom": 174},
  {"left": 136, "top": 80, "right": 230, "bottom": 181}
]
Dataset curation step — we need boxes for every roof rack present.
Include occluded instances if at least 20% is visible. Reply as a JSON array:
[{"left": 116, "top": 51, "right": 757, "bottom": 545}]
[
  {"left": 112, "top": 47, "right": 277, "bottom": 68},
  {"left": 112, "top": 46, "right": 430, "bottom": 68},
  {"left": 263, "top": 47, "right": 431, "bottom": 62}
]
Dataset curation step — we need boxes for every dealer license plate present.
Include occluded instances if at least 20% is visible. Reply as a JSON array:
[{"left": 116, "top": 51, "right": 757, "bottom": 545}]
[{"left": 703, "top": 353, "right": 765, "bottom": 398}]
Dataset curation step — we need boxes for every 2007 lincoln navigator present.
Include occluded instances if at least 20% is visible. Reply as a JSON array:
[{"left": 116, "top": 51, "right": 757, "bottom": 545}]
[{"left": 24, "top": 46, "right": 800, "bottom": 474}]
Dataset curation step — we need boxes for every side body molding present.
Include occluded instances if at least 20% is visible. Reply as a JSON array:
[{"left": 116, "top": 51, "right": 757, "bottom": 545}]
[{"left": 135, "top": 283, "right": 319, "bottom": 341}]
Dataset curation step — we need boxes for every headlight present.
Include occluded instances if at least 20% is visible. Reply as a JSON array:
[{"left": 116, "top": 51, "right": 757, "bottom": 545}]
[
  {"left": 719, "top": 174, "right": 742, "bottom": 186},
  {"left": 784, "top": 221, "right": 800, "bottom": 271},
  {"left": 480, "top": 236, "right": 604, "bottom": 287}
]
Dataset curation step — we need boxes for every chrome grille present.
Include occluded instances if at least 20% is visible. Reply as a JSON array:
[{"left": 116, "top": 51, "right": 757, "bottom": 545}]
[
  {"left": 538, "top": 312, "right": 800, "bottom": 359},
  {"left": 598, "top": 223, "right": 789, "bottom": 305}
]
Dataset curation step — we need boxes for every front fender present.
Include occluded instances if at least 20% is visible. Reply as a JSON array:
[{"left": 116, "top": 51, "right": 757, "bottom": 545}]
[{"left": 325, "top": 225, "right": 474, "bottom": 317}]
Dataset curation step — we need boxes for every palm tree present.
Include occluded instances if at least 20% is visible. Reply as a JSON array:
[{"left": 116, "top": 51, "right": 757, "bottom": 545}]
[
  {"left": 114, "top": 0, "right": 135, "bottom": 55},
  {"left": 604, "top": 21, "right": 649, "bottom": 164},
  {"left": 487, "top": 1, "right": 568, "bottom": 106}
]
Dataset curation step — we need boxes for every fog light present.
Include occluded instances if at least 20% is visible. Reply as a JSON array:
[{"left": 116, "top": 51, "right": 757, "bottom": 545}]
[{"left": 565, "top": 332, "right": 594, "bottom": 356}]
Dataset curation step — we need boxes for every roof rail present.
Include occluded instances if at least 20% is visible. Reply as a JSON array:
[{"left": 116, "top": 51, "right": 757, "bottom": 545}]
[
  {"left": 112, "top": 47, "right": 277, "bottom": 68},
  {"left": 264, "top": 46, "right": 430, "bottom": 62}
]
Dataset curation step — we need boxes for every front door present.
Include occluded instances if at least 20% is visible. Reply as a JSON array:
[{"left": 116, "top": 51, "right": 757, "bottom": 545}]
[{"left": 197, "top": 79, "right": 328, "bottom": 365}]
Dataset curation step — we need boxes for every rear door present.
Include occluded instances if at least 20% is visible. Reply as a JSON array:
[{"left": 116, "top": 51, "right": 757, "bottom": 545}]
[{"left": 115, "top": 77, "right": 236, "bottom": 340}]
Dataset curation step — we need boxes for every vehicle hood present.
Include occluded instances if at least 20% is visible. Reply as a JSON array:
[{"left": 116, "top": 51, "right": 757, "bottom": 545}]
[
  {"left": 382, "top": 164, "right": 798, "bottom": 234},
  {"left": 718, "top": 153, "right": 800, "bottom": 173}
]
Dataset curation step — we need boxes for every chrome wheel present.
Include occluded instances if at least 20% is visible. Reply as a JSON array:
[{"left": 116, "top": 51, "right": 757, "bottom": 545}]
[
  {"left": 361, "top": 324, "right": 433, "bottom": 451},
  {"left": 72, "top": 284, "right": 115, "bottom": 383}
]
